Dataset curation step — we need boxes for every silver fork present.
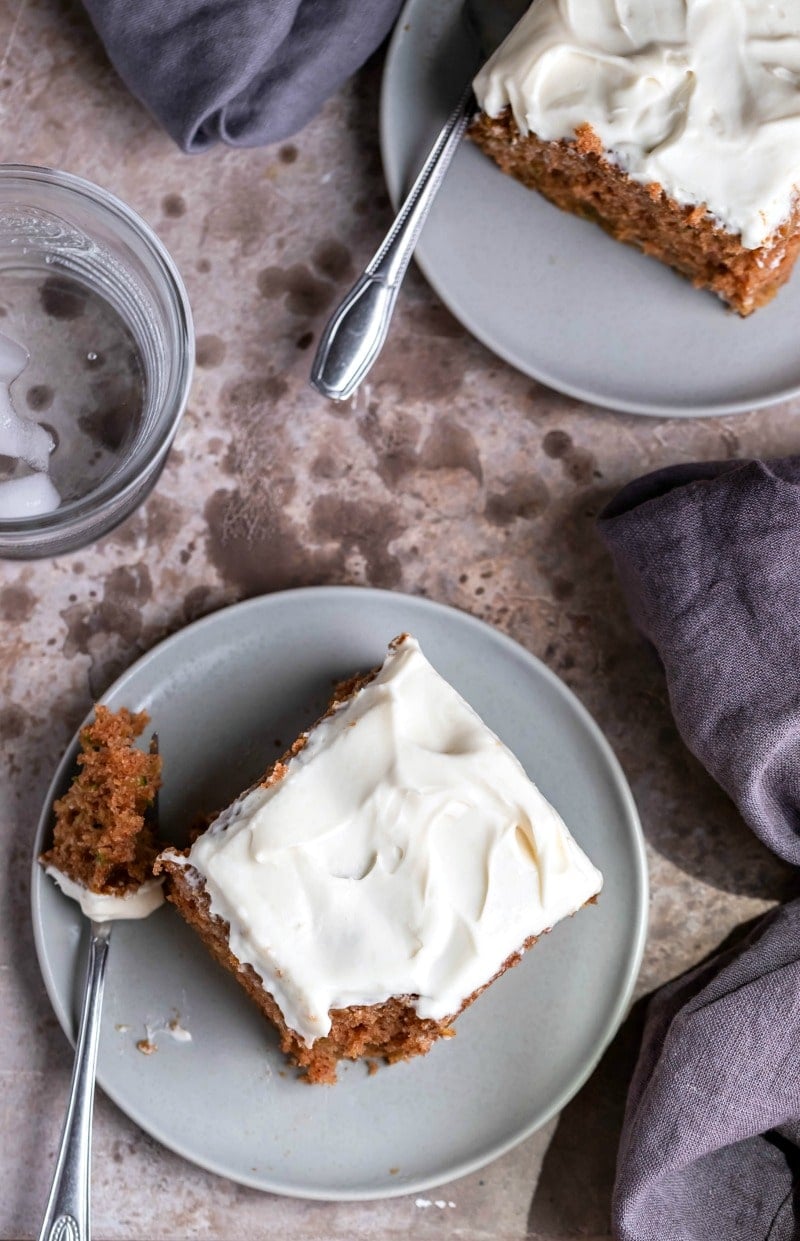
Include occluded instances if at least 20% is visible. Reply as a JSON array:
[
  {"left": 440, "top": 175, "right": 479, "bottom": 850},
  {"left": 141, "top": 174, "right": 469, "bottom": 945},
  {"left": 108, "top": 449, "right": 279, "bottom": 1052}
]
[
  {"left": 309, "top": 0, "right": 528, "bottom": 403},
  {"left": 309, "top": 82, "right": 475, "bottom": 402},
  {"left": 38, "top": 733, "right": 159, "bottom": 1241},
  {"left": 38, "top": 921, "right": 112, "bottom": 1241}
]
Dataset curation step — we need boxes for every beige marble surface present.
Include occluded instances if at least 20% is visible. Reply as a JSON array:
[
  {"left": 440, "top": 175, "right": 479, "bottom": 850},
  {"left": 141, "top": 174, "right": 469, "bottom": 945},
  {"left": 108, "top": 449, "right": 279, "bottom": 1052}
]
[{"left": 1, "top": 1, "right": 799, "bottom": 1238}]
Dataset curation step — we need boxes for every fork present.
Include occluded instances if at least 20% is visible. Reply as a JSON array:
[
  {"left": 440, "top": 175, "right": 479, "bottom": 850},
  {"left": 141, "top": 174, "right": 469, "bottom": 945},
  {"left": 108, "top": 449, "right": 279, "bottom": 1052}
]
[
  {"left": 309, "top": 82, "right": 475, "bottom": 402},
  {"left": 38, "top": 734, "right": 159, "bottom": 1241},
  {"left": 309, "top": 0, "right": 527, "bottom": 403},
  {"left": 38, "top": 920, "right": 112, "bottom": 1241}
]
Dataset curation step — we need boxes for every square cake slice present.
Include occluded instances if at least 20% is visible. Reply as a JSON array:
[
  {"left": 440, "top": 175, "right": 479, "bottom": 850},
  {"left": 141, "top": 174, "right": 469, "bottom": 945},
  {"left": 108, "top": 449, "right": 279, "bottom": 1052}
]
[
  {"left": 156, "top": 635, "right": 602, "bottom": 1083},
  {"left": 471, "top": 0, "right": 800, "bottom": 314}
]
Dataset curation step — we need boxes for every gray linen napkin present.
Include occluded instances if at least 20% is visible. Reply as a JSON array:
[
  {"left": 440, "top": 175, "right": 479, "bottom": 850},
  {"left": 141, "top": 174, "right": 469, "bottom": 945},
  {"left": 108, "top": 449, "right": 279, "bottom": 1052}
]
[
  {"left": 598, "top": 458, "right": 800, "bottom": 1241},
  {"left": 81, "top": 0, "right": 403, "bottom": 151},
  {"left": 613, "top": 900, "right": 800, "bottom": 1241},
  {"left": 600, "top": 457, "right": 800, "bottom": 867}
]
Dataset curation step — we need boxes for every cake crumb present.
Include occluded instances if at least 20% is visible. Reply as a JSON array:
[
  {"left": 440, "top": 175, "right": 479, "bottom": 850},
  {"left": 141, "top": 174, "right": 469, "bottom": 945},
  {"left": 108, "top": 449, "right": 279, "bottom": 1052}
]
[
  {"left": 136, "top": 1038, "right": 157, "bottom": 1056},
  {"left": 574, "top": 121, "right": 603, "bottom": 155}
]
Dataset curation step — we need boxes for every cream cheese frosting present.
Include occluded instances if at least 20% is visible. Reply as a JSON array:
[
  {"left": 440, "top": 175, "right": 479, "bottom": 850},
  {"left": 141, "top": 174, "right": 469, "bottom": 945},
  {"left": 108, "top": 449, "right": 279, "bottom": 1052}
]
[
  {"left": 473, "top": 0, "right": 800, "bottom": 249},
  {"left": 165, "top": 635, "right": 602, "bottom": 1046},
  {"left": 46, "top": 867, "right": 164, "bottom": 920}
]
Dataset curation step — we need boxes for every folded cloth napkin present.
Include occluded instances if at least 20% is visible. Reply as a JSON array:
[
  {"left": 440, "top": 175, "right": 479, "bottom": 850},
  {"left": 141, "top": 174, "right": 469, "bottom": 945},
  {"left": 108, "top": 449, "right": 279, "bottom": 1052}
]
[
  {"left": 598, "top": 457, "right": 800, "bottom": 1241},
  {"left": 600, "top": 457, "right": 800, "bottom": 867},
  {"left": 612, "top": 899, "right": 800, "bottom": 1241},
  {"left": 81, "top": 0, "right": 403, "bottom": 151}
]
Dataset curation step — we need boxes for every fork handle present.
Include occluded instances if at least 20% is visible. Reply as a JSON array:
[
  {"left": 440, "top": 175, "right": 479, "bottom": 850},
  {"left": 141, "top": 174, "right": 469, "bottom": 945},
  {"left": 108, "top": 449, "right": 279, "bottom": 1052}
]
[
  {"left": 38, "top": 923, "right": 111, "bottom": 1241},
  {"left": 310, "top": 84, "right": 475, "bottom": 401}
]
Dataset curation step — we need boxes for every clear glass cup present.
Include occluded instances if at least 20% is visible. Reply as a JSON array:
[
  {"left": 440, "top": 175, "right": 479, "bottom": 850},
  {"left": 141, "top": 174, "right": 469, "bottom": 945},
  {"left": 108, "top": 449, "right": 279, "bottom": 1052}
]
[{"left": 0, "top": 165, "right": 193, "bottom": 558}]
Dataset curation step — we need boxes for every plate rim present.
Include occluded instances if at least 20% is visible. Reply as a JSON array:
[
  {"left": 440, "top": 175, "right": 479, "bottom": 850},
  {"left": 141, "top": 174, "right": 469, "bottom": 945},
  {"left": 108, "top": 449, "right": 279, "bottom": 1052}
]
[
  {"left": 31, "top": 585, "right": 649, "bottom": 1201},
  {"left": 379, "top": 0, "right": 800, "bottom": 420}
]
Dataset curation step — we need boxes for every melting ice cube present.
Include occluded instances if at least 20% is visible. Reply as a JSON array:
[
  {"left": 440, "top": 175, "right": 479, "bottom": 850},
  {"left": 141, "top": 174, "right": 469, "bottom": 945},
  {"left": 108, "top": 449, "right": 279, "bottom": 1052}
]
[
  {"left": 0, "top": 473, "right": 61, "bottom": 517},
  {"left": 0, "top": 331, "right": 28, "bottom": 383},
  {"left": 0, "top": 329, "right": 61, "bottom": 519}
]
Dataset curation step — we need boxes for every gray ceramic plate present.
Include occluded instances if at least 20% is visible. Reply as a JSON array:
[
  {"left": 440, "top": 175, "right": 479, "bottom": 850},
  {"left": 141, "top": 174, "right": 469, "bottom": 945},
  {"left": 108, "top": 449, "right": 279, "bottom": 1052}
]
[
  {"left": 381, "top": 0, "right": 800, "bottom": 417},
  {"left": 32, "top": 587, "right": 647, "bottom": 1200}
]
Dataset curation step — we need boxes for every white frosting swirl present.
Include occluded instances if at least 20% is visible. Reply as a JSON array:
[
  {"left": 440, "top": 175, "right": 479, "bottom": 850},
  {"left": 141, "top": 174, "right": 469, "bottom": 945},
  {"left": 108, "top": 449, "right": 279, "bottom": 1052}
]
[
  {"left": 46, "top": 867, "right": 164, "bottom": 920},
  {"left": 473, "top": 0, "right": 800, "bottom": 248},
  {"left": 168, "top": 636, "right": 602, "bottom": 1046}
]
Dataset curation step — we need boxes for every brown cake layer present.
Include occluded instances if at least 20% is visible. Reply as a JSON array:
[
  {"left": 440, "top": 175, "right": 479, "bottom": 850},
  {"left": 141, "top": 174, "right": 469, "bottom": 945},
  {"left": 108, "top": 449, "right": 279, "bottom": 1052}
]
[
  {"left": 40, "top": 706, "right": 161, "bottom": 895},
  {"left": 469, "top": 111, "right": 800, "bottom": 315},
  {"left": 156, "top": 657, "right": 541, "bottom": 1084},
  {"left": 159, "top": 859, "right": 537, "bottom": 1084}
]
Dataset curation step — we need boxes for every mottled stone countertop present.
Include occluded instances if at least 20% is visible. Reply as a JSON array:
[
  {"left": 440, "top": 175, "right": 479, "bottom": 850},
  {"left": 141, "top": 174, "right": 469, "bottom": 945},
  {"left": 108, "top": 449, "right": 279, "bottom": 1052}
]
[{"left": 2, "top": 3, "right": 799, "bottom": 1239}]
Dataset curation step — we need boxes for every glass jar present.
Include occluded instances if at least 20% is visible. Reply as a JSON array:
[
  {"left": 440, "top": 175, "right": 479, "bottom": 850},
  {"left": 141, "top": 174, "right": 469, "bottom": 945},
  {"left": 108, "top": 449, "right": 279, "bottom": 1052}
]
[{"left": 0, "top": 165, "right": 193, "bottom": 558}]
